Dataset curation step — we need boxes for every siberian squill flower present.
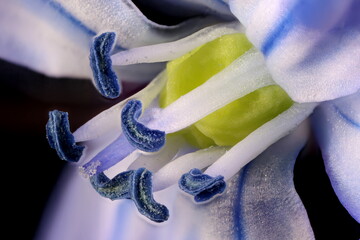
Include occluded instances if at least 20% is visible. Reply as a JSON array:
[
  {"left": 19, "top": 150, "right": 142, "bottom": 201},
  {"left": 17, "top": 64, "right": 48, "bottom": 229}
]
[{"left": 1, "top": 0, "right": 359, "bottom": 239}]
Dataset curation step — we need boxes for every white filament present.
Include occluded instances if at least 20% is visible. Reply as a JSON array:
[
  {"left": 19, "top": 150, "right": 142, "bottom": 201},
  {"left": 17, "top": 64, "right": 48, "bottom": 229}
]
[
  {"left": 205, "top": 102, "right": 318, "bottom": 181},
  {"left": 147, "top": 49, "right": 274, "bottom": 133},
  {"left": 111, "top": 22, "right": 243, "bottom": 65}
]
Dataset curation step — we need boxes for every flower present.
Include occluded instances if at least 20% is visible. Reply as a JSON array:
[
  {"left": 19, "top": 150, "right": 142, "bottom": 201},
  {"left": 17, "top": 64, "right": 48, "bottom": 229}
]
[{"left": 1, "top": 0, "right": 359, "bottom": 239}]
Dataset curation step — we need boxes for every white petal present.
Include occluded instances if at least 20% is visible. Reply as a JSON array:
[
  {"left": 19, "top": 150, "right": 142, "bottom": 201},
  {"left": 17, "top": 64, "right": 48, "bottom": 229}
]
[
  {"left": 35, "top": 167, "right": 118, "bottom": 240},
  {"left": 312, "top": 91, "right": 360, "bottom": 222},
  {"left": 0, "top": 0, "right": 91, "bottom": 78},
  {"left": 236, "top": 124, "right": 314, "bottom": 239},
  {"left": 55, "top": 0, "right": 221, "bottom": 48}
]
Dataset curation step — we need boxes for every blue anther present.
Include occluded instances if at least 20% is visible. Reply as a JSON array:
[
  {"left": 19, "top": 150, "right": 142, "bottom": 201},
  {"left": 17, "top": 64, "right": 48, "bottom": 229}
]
[
  {"left": 90, "top": 168, "right": 169, "bottom": 223},
  {"left": 90, "top": 171, "right": 133, "bottom": 200},
  {"left": 89, "top": 32, "right": 121, "bottom": 99},
  {"left": 121, "top": 100, "right": 166, "bottom": 152},
  {"left": 46, "top": 110, "right": 84, "bottom": 162},
  {"left": 179, "top": 168, "right": 226, "bottom": 203},
  {"left": 131, "top": 168, "right": 169, "bottom": 223}
]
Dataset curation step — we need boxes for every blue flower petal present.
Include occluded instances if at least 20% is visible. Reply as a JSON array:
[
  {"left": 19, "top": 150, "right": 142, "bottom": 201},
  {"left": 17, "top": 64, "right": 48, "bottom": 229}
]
[
  {"left": 312, "top": 92, "right": 360, "bottom": 223},
  {"left": 46, "top": 110, "right": 84, "bottom": 162}
]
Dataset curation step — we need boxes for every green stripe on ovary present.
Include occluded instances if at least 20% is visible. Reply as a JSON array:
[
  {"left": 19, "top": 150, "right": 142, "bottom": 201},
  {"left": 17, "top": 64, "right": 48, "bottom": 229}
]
[{"left": 159, "top": 33, "right": 293, "bottom": 148}]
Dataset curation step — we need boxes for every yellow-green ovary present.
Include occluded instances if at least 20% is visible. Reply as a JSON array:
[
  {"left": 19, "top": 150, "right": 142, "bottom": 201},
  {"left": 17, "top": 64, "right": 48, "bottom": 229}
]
[{"left": 159, "top": 33, "right": 293, "bottom": 148}]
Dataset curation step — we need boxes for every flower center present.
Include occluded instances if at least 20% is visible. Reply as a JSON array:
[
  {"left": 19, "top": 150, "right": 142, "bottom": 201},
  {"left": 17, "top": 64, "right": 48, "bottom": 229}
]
[{"left": 159, "top": 33, "right": 293, "bottom": 148}]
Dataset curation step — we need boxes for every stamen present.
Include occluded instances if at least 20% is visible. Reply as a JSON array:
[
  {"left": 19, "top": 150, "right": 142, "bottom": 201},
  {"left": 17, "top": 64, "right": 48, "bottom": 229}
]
[
  {"left": 90, "top": 171, "right": 133, "bottom": 200},
  {"left": 204, "top": 103, "right": 318, "bottom": 181},
  {"left": 121, "top": 99, "right": 165, "bottom": 152},
  {"left": 90, "top": 168, "right": 169, "bottom": 223},
  {"left": 73, "top": 71, "right": 167, "bottom": 142},
  {"left": 81, "top": 103, "right": 171, "bottom": 177},
  {"left": 79, "top": 50, "right": 273, "bottom": 177},
  {"left": 131, "top": 168, "right": 169, "bottom": 223},
  {"left": 152, "top": 147, "right": 227, "bottom": 192},
  {"left": 89, "top": 32, "right": 120, "bottom": 99},
  {"left": 111, "top": 22, "right": 243, "bottom": 65},
  {"left": 147, "top": 49, "right": 274, "bottom": 133},
  {"left": 178, "top": 168, "right": 226, "bottom": 203},
  {"left": 46, "top": 110, "right": 84, "bottom": 162}
]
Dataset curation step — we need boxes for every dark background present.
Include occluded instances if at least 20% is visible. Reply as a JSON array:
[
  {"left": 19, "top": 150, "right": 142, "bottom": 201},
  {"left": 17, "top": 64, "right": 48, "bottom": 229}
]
[{"left": 1, "top": 59, "right": 359, "bottom": 239}]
